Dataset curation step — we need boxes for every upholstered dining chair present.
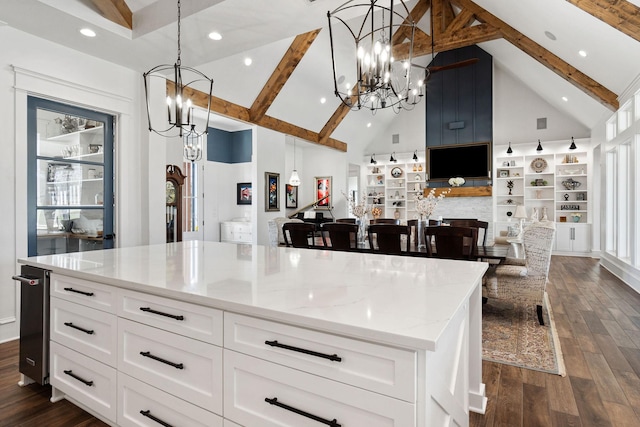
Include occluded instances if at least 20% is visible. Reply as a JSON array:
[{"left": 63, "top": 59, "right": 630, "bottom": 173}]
[
  {"left": 447, "top": 219, "right": 489, "bottom": 246},
  {"left": 424, "top": 226, "right": 478, "bottom": 260},
  {"left": 282, "top": 222, "right": 319, "bottom": 248},
  {"left": 370, "top": 218, "right": 400, "bottom": 225},
  {"left": 483, "top": 221, "right": 556, "bottom": 325},
  {"left": 367, "top": 224, "right": 410, "bottom": 255},
  {"left": 321, "top": 222, "right": 358, "bottom": 251}
]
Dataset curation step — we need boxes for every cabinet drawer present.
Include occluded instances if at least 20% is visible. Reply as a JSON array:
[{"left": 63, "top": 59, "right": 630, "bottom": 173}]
[
  {"left": 51, "top": 274, "right": 117, "bottom": 313},
  {"left": 51, "top": 297, "right": 117, "bottom": 366},
  {"left": 50, "top": 341, "right": 117, "bottom": 423},
  {"left": 118, "top": 372, "right": 223, "bottom": 427},
  {"left": 118, "top": 318, "right": 223, "bottom": 415},
  {"left": 224, "top": 312, "right": 416, "bottom": 402},
  {"left": 224, "top": 350, "right": 415, "bottom": 427},
  {"left": 119, "top": 289, "right": 223, "bottom": 345}
]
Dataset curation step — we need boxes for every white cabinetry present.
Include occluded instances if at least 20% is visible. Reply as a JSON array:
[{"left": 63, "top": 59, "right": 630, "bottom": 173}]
[
  {"left": 555, "top": 223, "right": 591, "bottom": 254},
  {"left": 220, "top": 220, "right": 252, "bottom": 243}
]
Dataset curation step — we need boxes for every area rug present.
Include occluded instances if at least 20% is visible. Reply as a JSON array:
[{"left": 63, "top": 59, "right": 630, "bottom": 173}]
[{"left": 482, "top": 293, "right": 566, "bottom": 376}]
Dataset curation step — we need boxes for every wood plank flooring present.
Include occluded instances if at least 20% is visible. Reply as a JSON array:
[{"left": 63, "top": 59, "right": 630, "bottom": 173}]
[{"left": 1, "top": 256, "right": 639, "bottom": 426}]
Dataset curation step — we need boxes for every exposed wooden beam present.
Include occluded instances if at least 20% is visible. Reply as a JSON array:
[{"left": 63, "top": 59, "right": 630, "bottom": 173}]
[
  {"left": 249, "top": 29, "right": 321, "bottom": 122},
  {"left": 318, "top": 101, "right": 352, "bottom": 147},
  {"left": 392, "top": 0, "right": 430, "bottom": 45},
  {"left": 90, "top": 0, "right": 132, "bottom": 30},
  {"left": 442, "top": 0, "right": 457, "bottom": 29},
  {"left": 446, "top": 8, "right": 476, "bottom": 33},
  {"left": 566, "top": 0, "right": 640, "bottom": 43},
  {"left": 450, "top": 0, "right": 619, "bottom": 110},
  {"left": 394, "top": 24, "right": 500, "bottom": 58},
  {"left": 167, "top": 81, "right": 347, "bottom": 152}
]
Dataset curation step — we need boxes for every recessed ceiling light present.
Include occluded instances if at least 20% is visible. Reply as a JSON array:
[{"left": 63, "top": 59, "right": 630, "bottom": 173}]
[
  {"left": 208, "top": 32, "right": 222, "bottom": 41},
  {"left": 367, "top": 122, "right": 372, "bottom": 128},
  {"left": 320, "top": 97, "right": 326, "bottom": 104},
  {"left": 562, "top": 96, "right": 568, "bottom": 102},
  {"left": 578, "top": 50, "right": 587, "bottom": 57},
  {"left": 544, "top": 31, "right": 556, "bottom": 41},
  {"left": 80, "top": 28, "right": 96, "bottom": 38},
  {"left": 244, "top": 57, "right": 252, "bottom": 66}
]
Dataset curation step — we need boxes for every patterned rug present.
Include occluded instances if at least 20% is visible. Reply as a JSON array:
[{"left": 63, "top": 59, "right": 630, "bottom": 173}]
[{"left": 482, "top": 293, "right": 566, "bottom": 376}]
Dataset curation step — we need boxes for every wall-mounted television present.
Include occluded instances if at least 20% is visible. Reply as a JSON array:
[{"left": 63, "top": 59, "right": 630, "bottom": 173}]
[{"left": 427, "top": 142, "right": 492, "bottom": 181}]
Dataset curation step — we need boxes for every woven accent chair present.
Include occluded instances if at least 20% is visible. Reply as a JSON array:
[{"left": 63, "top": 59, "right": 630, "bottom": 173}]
[
  {"left": 483, "top": 221, "right": 556, "bottom": 325},
  {"left": 268, "top": 217, "right": 303, "bottom": 246}
]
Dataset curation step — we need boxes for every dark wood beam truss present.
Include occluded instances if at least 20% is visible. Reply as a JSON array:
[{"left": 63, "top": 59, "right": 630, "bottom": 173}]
[
  {"left": 566, "top": 0, "right": 640, "bottom": 44},
  {"left": 90, "top": 0, "right": 132, "bottom": 30}
]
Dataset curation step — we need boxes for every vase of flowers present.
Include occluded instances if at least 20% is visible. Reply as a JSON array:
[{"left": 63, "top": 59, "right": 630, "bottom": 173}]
[
  {"left": 413, "top": 188, "right": 450, "bottom": 248},
  {"left": 343, "top": 191, "right": 369, "bottom": 244},
  {"left": 448, "top": 177, "right": 465, "bottom": 187}
]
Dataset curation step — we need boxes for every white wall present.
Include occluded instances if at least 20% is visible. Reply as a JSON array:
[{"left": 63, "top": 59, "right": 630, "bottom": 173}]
[{"left": 364, "top": 101, "right": 426, "bottom": 156}]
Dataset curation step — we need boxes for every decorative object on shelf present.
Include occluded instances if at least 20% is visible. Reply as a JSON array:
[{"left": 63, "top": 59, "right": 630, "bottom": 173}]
[
  {"left": 183, "top": 130, "right": 202, "bottom": 162},
  {"left": 371, "top": 166, "right": 380, "bottom": 173},
  {"left": 315, "top": 176, "right": 332, "bottom": 210},
  {"left": 371, "top": 206, "right": 382, "bottom": 219},
  {"left": 237, "top": 182, "right": 252, "bottom": 205},
  {"left": 370, "top": 154, "right": 377, "bottom": 164},
  {"left": 265, "top": 172, "right": 280, "bottom": 211},
  {"left": 576, "top": 192, "right": 586, "bottom": 201},
  {"left": 415, "top": 174, "right": 421, "bottom": 181},
  {"left": 448, "top": 177, "right": 465, "bottom": 187},
  {"left": 418, "top": 164, "right": 423, "bottom": 171},
  {"left": 376, "top": 175, "right": 384, "bottom": 185},
  {"left": 536, "top": 190, "right": 543, "bottom": 199},
  {"left": 143, "top": 0, "right": 213, "bottom": 138},
  {"left": 54, "top": 115, "right": 81, "bottom": 134},
  {"left": 560, "top": 204, "right": 581, "bottom": 210},
  {"left": 559, "top": 216, "right": 567, "bottom": 222},
  {"left": 530, "top": 157, "right": 547, "bottom": 173},
  {"left": 390, "top": 167, "right": 403, "bottom": 178},
  {"left": 571, "top": 212, "right": 581, "bottom": 222},
  {"left": 507, "top": 180, "right": 514, "bottom": 195},
  {"left": 506, "top": 199, "right": 514, "bottom": 204},
  {"left": 394, "top": 208, "right": 401, "bottom": 219},
  {"left": 563, "top": 193, "right": 569, "bottom": 201},
  {"left": 541, "top": 207, "right": 549, "bottom": 221},
  {"left": 531, "top": 179, "right": 548, "bottom": 186},
  {"left": 562, "top": 154, "right": 578, "bottom": 163},
  {"left": 569, "top": 137, "right": 577, "bottom": 150},
  {"left": 506, "top": 141, "right": 513, "bottom": 154},
  {"left": 414, "top": 182, "right": 421, "bottom": 192},
  {"left": 506, "top": 211, "right": 513, "bottom": 219},
  {"left": 531, "top": 207, "right": 539, "bottom": 222},
  {"left": 413, "top": 164, "right": 417, "bottom": 172},
  {"left": 413, "top": 150, "right": 419, "bottom": 161},
  {"left": 288, "top": 138, "right": 301, "bottom": 186},
  {"left": 390, "top": 152, "right": 397, "bottom": 163},
  {"left": 562, "top": 178, "right": 581, "bottom": 190},
  {"left": 285, "top": 184, "right": 298, "bottom": 208},
  {"left": 514, "top": 205, "right": 528, "bottom": 236},
  {"left": 414, "top": 188, "right": 450, "bottom": 220},
  {"left": 536, "top": 139, "right": 543, "bottom": 151},
  {"left": 499, "top": 170, "right": 509, "bottom": 178},
  {"left": 89, "top": 144, "right": 102, "bottom": 154},
  {"left": 327, "top": 0, "right": 423, "bottom": 112},
  {"left": 510, "top": 160, "right": 516, "bottom": 166}
]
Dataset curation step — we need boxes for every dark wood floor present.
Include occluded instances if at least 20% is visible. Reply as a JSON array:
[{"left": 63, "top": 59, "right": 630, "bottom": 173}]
[{"left": 1, "top": 256, "right": 639, "bottom": 426}]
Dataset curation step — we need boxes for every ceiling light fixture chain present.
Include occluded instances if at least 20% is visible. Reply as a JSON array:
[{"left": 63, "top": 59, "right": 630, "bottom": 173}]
[{"left": 289, "top": 137, "right": 301, "bottom": 186}]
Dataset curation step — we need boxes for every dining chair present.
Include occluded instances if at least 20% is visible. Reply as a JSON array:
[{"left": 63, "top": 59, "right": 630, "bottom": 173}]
[
  {"left": 335, "top": 218, "right": 357, "bottom": 224},
  {"left": 370, "top": 218, "right": 400, "bottom": 225},
  {"left": 321, "top": 222, "right": 358, "bottom": 251},
  {"left": 424, "top": 226, "right": 478, "bottom": 260},
  {"left": 447, "top": 219, "right": 489, "bottom": 246},
  {"left": 407, "top": 219, "right": 440, "bottom": 247},
  {"left": 282, "top": 222, "right": 320, "bottom": 248},
  {"left": 367, "top": 224, "right": 410, "bottom": 255}
]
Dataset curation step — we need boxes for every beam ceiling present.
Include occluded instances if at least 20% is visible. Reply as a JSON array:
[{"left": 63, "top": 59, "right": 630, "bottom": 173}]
[
  {"left": 565, "top": 0, "right": 640, "bottom": 44},
  {"left": 90, "top": 0, "right": 132, "bottom": 30}
]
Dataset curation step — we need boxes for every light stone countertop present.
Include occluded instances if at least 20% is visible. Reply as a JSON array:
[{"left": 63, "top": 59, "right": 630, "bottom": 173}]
[{"left": 19, "top": 241, "right": 488, "bottom": 351}]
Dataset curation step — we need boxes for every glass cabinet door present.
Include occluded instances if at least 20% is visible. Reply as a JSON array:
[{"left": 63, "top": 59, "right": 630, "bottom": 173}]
[{"left": 27, "top": 97, "right": 114, "bottom": 256}]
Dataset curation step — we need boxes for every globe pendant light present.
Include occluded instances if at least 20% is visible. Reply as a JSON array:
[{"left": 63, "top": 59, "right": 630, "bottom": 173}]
[
  {"left": 289, "top": 138, "right": 301, "bottom": 186},
  {"left": 143, "top": 0, "right": 213, "bottom": 139}
]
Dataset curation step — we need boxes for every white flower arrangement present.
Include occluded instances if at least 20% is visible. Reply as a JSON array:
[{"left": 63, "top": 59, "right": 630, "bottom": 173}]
[
  {"left": 342, "top": 191, "right": 368, "bottom": 218},
  {"left": 414, "top": 188, "right": 450, "bottom": 219},
  {"left": 448, "top": 177, "right": 465, "bottom": 187},
  {"left": 571, "top": 213, "right": 582, "bottom": 218}
]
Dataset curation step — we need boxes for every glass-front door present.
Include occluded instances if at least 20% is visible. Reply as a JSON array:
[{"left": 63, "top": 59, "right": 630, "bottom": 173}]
[{"left": 27, "top": 97, "right": 115, "bottom": 256}]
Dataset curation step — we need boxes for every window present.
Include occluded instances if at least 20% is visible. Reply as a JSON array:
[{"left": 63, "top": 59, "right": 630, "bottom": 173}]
[
  {"left": 618, "top": 142, "right": 630, "bottom": 259},
  {"left": 605, "top": 149, "right": 617, "bottom": 254}
]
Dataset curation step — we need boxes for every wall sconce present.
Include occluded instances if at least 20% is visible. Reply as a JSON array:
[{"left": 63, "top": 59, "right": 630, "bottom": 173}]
[
  {"left": 536, "top": 139, "right": 543, "bottom": 151},
  {"left": 390, "top": 152, "right": 397, "bottom": 163},
  {"left": 569, "top": 137, "right": 577, "bottom": 150},
  {"left": 370, "top": 154, "right": 377, "bottom": 164},
  {"left": 506, "top": 142, "right": 513, "bottom": 154},
  {"left": 413, "top": 150, "right": 418, "bottom": 161}
]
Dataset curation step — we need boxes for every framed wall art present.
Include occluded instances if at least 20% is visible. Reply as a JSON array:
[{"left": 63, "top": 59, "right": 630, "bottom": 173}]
[
  {"left": 315, "top": 176, "right": 332, "bottom": 210},
  {"left": 265, "top": 172, "right": 280, "bottom": 211},
  {"left": 285, "top": 184, "right": 298, "bottom": 209},
  {"left": 236, "top": 182, "right": 252, "bottom": 205}
]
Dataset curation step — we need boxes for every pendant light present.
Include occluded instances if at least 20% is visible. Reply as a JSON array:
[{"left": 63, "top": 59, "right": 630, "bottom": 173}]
[
  {"left": 183, "top": 125, "right": 202, "bottom": 162},
  {"left": 370, "top": 154, "right": 377, "bottom": 164},
  {"left": 413, "top": 150, "right": 418, "bottom": 161},
  {"left": 569, "top": 137, "right": 577, "bottom": 150},
  {"left": 289, "top": 138, "right": 301, "bottom": 186},
  {"left": 390, "top": 152, "right": 397, "bottom": 163},
  {"left": 536, "top": 139, "right": 543, "bottom": 151},
  {"left": 506, "top": 142, "right": 513, "bottom": 154}
]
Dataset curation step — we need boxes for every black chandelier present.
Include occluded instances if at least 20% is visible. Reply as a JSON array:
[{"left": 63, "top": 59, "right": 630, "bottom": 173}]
[
  {"left": 143, "top": 0, "right": 213, "bottom": 139},
  {"left": 327, "top": 0, "right": 423, "bottom": 113}
]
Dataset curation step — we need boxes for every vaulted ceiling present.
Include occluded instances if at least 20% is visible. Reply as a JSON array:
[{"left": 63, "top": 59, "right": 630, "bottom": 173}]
[{"left": 2, "top": 0, "right": 639, "bottom": 153}]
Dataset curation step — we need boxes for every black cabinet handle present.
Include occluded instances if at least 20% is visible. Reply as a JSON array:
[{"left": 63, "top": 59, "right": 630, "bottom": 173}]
[
  {"left": 265, "top": 340, "right": 342, "bottom": 362},
  {"left": 64, "top": 322, "right": 94, "bottom": 335},
  {"left": 63, "top": 370, "right": 93, "bottom": 387},
  {"left": 139, "top": 351, "right": 184, "bottom": 369},
  {"left": 265, "top": 397, "right": 341, "bottom": 427},
  {"left": 139, "top": 307, "right": 184, "bottom": 321},
  {"left": 140, "top": 410, "right": 173, "bottom": 427},
  {"left": 63, "top": 287, "right": 94, "bottom": 297}
]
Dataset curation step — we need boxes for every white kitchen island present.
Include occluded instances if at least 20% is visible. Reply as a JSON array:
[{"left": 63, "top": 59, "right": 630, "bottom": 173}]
[{"left": 19, "top": 241, "right": 488, "bottom": 427}]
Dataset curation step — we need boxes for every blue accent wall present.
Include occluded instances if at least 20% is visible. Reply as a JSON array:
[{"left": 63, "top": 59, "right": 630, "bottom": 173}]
[{"left": 207, "top": 128, "right": 252, "bottom": 163}]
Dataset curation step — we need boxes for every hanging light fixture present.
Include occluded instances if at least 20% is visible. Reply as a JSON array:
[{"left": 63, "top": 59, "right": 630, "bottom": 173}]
[
  {"left": 506, "top": 142, "right": 513, "bottom": 154},
  {"left": 143, "top": 0, "right": 213, "bottom": 138},
  {"left": 327, "top": 0, "right": 423, "bottom": 113},
  {"left": 289, "top": 138, "right": 301, "bottom": 186},
  {"left": 536, "top": 139, "right": 543, "bottom": 151},
  {"left": 413, "top": 150, "right": 418, "bottom": 161},
  {"left": 370, "top": 154, "right": 377, "bottom": 164},
  {"left": 183, "top": 125, "right": 203, "bottom": 162},
  {"left": 569, "top": 137, "right": 577, "bottom": 150},
  {"left": 390, "top": 152, "right": 397, "bottom": 162}
]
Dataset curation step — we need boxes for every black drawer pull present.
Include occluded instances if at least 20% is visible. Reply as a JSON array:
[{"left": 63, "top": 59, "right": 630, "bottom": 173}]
[
  {"left": 265, "top": 397, "right": 341, "bottom": 427},
  {"left": 64, "top": 322, "right": 94, "bottom": 335},
  {"left": 139, "top": 307, "right": 184, "bottom": 321},
  {"left": 139, "top": 351, "right": 184, "bottom": 369},
  {"left": 63, "top": 287, "right": 94, "bottom": 297},
  {"left": 63, "top": 370, "right": 93, "bottom": 387},
  {"left": 140, "top": 410, "right": 173, "bottom": 427},
  {"left": 265, "top": 340, "right": 342, "bottom": 362}
]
